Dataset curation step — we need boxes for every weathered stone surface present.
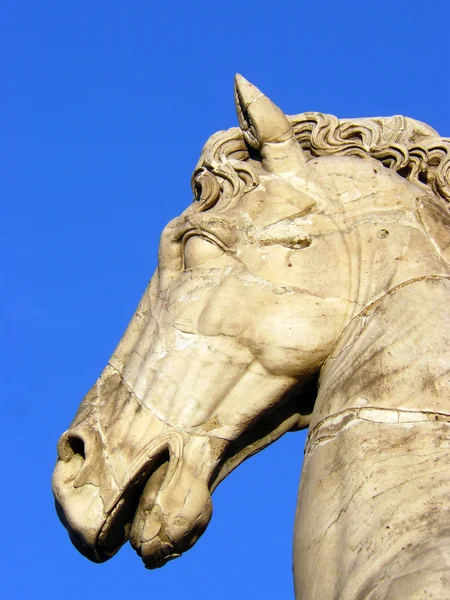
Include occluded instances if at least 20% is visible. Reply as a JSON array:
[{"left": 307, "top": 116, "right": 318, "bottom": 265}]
[{"left": 53, "top": 75, "right": 450, "bottom": 598}]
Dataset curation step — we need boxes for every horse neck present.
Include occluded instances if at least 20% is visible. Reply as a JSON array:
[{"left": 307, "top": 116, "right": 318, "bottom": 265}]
[
  {"left": 310, "top": 274, "right": 450, "bottom": 431},
  {"left": 295, "top": 276, "right": 450, "bottom": 600}
]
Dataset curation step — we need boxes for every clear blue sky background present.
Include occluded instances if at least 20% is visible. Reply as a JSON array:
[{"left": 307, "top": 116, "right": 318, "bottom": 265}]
[{"left": 2, "top": 2, "right": 449, "bottom": 598}]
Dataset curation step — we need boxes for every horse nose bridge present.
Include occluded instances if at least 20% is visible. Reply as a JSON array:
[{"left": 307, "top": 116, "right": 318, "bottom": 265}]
[{"left": 110, "top": 295, "right": 173, "bottom": 386}]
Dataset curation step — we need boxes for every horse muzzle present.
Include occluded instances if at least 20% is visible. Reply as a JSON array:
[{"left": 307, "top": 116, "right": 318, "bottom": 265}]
[{"left": 52, "top": 365, "right": 219, "bottom": 567}]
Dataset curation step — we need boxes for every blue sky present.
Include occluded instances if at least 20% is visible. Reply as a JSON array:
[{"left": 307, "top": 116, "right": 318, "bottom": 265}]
[{"left": 2, "top": 2, "right": 449, "bottom": 598}]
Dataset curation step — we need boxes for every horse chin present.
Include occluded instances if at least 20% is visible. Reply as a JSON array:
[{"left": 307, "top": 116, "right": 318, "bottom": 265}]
[
  {"left": 128, "top": 451, "right": 213, "bottom": 569},
  {"left": 128, "top": 459, "right": 180, "bottom": 569},
  {"left": 132, "top": 499, "right": 212, "bottom": 570}
]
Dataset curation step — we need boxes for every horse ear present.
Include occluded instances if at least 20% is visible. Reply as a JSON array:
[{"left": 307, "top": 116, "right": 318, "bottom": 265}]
[{"left": 234, "top": 74, "right": 307, "bottom": 176}]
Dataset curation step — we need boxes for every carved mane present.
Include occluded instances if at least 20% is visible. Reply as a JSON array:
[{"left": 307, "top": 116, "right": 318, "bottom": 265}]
[{"left": 194, "top": 113, "right": 450, "bottom": 208}]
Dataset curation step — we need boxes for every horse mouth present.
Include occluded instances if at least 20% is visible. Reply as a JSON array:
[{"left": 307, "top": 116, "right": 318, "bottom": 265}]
[
  {"left": 96, "top": 448, "right": 210, "bottom": 570},
  {"left": 98, "top": 450, "right": 173, "bottom": 566}
]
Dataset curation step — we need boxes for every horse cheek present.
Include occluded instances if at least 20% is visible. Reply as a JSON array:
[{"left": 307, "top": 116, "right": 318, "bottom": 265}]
[{"left": 197, "top": 277, "right": 256, "bottom": 342}]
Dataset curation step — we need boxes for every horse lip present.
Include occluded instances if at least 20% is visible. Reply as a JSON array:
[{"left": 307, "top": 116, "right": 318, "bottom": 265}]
[{"left": 95, "top": 432, "right": 184, "bottom": 561}]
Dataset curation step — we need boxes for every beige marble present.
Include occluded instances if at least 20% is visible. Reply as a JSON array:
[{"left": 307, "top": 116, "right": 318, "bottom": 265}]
[{"left": 53, "top": 75, "right": 450, "bottom": 598}]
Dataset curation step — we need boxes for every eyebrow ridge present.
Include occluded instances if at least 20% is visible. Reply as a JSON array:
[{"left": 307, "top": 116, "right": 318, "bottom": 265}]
[{"left": 173, "top": 214, "right": 238, "bottom": 247}]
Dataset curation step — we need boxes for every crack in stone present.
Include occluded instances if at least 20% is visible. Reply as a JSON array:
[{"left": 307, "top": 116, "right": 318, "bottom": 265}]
[
  {"left": 306, "top": 406, "right": 450, "bottom": 459},
  {"left": 106, "top": 362, "right": 233, "bottom": 442},
  {"left": 327, "top": 274, "right": 450, "bottom": 361}
]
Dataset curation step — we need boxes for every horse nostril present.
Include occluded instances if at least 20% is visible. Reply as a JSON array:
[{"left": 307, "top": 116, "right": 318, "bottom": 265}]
[
  {"left": 68, "top": 435, "right": 85, "bottom": 460},
  {"left": 57, "top": 431, "right": 86, "bottom": 462}
]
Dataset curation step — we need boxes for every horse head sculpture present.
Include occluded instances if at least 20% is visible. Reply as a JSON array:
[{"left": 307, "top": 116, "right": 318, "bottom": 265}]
[{"left": 53, "top": 76, "right": 450, "bottom": 598}]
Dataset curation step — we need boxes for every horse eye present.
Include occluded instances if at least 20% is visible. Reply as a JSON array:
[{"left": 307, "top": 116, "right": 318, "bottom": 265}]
[{"left": 184, "top": 236, "right": 225, "bottom": 269}]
